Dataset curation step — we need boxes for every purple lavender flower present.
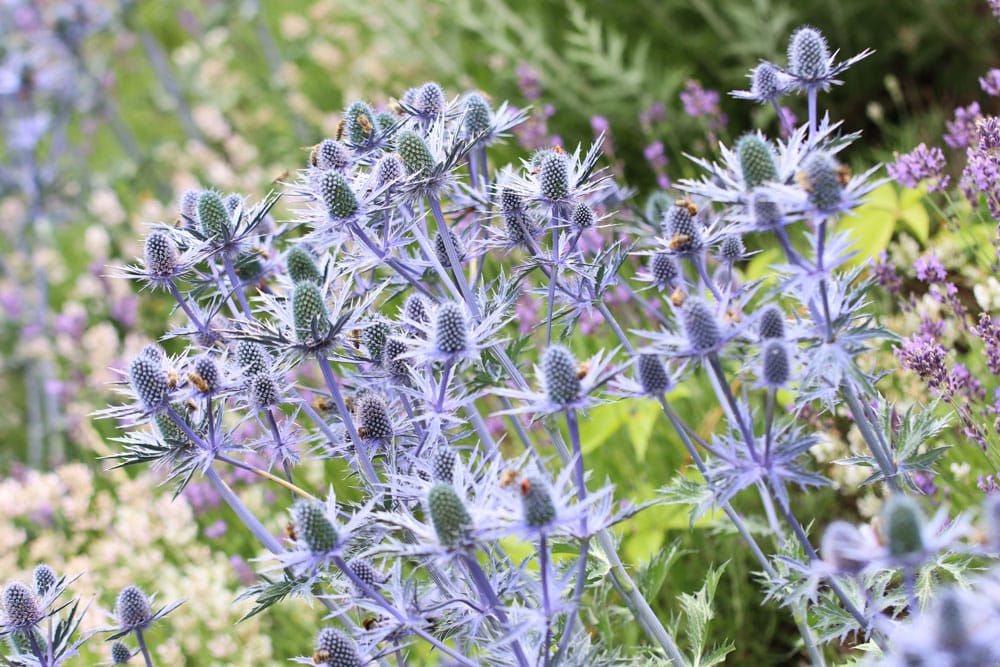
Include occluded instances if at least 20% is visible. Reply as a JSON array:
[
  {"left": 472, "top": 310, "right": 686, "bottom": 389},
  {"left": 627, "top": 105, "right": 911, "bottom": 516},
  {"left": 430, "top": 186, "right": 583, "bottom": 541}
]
[
  {"left": 944, "top": 101, "right": 982, "bottom": 149},
  {"left": 887, "top": 143, "right": 950, "bottom": 192},
  {"left": 981, "top": 68, "right": 1000, "bottom": 96},
  {"left": 913, "top": 254, "right": 947, "bottom": 283}
]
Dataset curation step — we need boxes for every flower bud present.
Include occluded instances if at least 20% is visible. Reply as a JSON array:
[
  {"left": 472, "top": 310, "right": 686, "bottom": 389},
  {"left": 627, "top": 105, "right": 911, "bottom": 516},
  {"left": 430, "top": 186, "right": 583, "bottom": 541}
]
[
  {"left": 317, "top": 170, "right": 358, "bottom": 220},
  {"left": 197, "top": 191, "right": 231, "bottom": 240},
  {"left": 650, "top": 252, "right": 679, "bottom": 288},
  {"left": 248, "top": 374, "right": 279, "bottom": 407},
  {"left": 571, "top": 202, "right": 596, "bottom": 228},
  {"left": 374, "top": 154, "right": 404, "bottom": 189},
  {"left": 463, "top": 92, "right": 492, "bottom": 137},
  {"left": 417, "top": 81, "right": 445, "bottom": 116},
  {"left": 803, "top": 152, "right": 843, "bottom": 212},
  {"left": 538, "top": 151, "right": 569, "bottom": 201},
  {"left": 788, "top": 26, "right": 830, "bottom": 81},
  {"left": 403, "top": 294, "right": 430, "bottom": 330},
  {"left": 427, "top": 483, "right": 471, "bottom": 546},
  {"left": 224, "top": 193, "right": 243, "bottom": 217},
  {"left": 434, "top": 230, "right": 465, "bottom": 268},
  {"left": 111, "top": 641, "right": 132, "bottom": 664},
  {"left": 355, "top": 392, "right": 393, "bottom": 440},
  {"left": 313, "top": 627, "right": 361, "bottom": 667},
  {"left": 128, "top": 354, "right": 169, "bottom": 410},
  {"left": 762, "top": 341, "right": 790, "bottom": 386},
  {"left": 719, "top": 235, "right": 746, "bottom": 261},
  {"left": 637, "top": 354, "right": 671, "bottom": 395},
  {"left": 235, "top": 340, "right": 272, "bottom": 377},
  {"left": 500, "top": 186, "right": 525, "bottom": 213},
  {"left": 883, "top": 495, "right": 925, "bottom": 559},
  {"left": 384, "top": 337, "right": 410, "bottom": 380},
  {"left": 541, "top": 344, "right": 580, "bottom": 405},
  {"left": 292, "top": 281, "right": 331, "bottom": 343},
  {"left": 344, "top": 100, "right": 376, "bottom": 145},
  {"left": 179, "top": 189, "right": 200, "bottom": 221},
  {"left": 521, "top": 477, "right": 557, "bottom": 528},
  {"left": 397, "top": 130, "right": 435, "bottom": 175},
  {"left": 115, "top": 585, "right": 152, "bottom": 630},
  {"left": 2, "top": 582, "right": 39, "bottom": 627},
  {"left": 758, "top": 306, "right": 785, "bottom": 340},
  {"left": 751, "top": 62, "right": 782, "bottom": 100},
  {"left": 664, "top": 201, "right": 702, "bottom": 252},
  {"left": 736, "top": 133, "right": 778, "bottom": 189},
  {"left": 375, "top": 111, "right": 397, "bottom": 134},
  {"left": 347, "top": 558, "right": 381, "bottom": 593},
  {"left": 431, "top": 444, "right": 456, "bottom": 484},
  {"left": 363, "top": 317, "right": 392, "bottom": 364},
  {"left": 292, "top": 501, "right": 338, "bottom": 553},
  {"left": 433, "top": 302, "right": 468, "bottom": 355},
  {"left": 143, "top": 232, "right": 178, "bottom": 277},
  {"left": 313, "top": 139, "right": 351, "bottom": 171},
  {"left": 681, "top": 298, "right": 720, "bottom": 353},
  {"left": 31, "top": 566, "right": 55, "bottom": 598},
  {"left": 286, "top": 246, "right": 322, "bottom": 285},
  {"left": 154, "top": 409, "right": 189, "bottom": 445}
]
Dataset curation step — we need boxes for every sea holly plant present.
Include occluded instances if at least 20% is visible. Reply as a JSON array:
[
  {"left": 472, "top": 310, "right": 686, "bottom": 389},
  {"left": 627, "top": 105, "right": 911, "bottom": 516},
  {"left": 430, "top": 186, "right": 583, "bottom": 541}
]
[{"left": 68, "top": 23, "right": 998, "bottom": 667}]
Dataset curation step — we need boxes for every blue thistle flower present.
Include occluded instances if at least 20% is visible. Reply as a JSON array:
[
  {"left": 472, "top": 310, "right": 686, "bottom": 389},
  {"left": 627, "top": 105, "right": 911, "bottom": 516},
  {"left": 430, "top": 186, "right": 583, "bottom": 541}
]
[
  {"left": 374, "top": 154, "right": 404, "bottom": 188},
  {"left": 463, "top": 92, "right": 492, "bottom": 137},
  {"left": 179, "top": 189, "right": 200, "bottom": 221},
  {"left": 31, "top": 566, "right": 55, "bottom": 597},
  {"left": 637, "top": 354, "right": 671, "bottom": 395},
  {"left": 650, "top": 252, "right": 680, "bottom": 288},
  {"left": 363, "top": 317, "right": 392, "bottom": 364},
  {"left": 736, "top": 133, "right": 778, "bottom": 189},
  {"left": 354, "top": 392, "right": 393, "bottom": 441},
  {"left": 538, "top": 151, "right": 570, "bottom": 201},
  {"left": 292, "top": 281, "right": 331, "bottom": 343},
  {"left": 292, "top": 501, "right": 339, "bottom": 553},
  {"left": 286, "top": 246, "right": 323, "bottom": 285},
  {"left": 110, "top": 641, "right": 132, "bottom": 664},
  {"left": 427, "top": 483, "right": 471, "bottom": 546},
  {"left": 541, "top": 344, "right": 581, "bottom": 405},
  {"left": 434, "top": 229, "right": 465, "bottom": 268},
  {"left": 346, "top": 558, "right": 382, "bottom": 594},
  {"left": 317, "top": 170, "right": 359, "bottom": 220},
  {"left": 312, "top": 139, "right": 351, "bottom": 171},
  {"left": 801, "top": 151, "right": 843, "bottom": 213},
  {"left": 197, "top": 190, "right": 231, "bottom": 241},
  {"left": 664, "top": 200, "right": 703, "bottom": 252},
  {"left": 719, "top": 235, "right": 746, "bottom": 261},
  {"left": 433, "top": 302, "right": 468, "bottom": 355},
  {"left": 384, "top": 337, "right": 410, "bottom": 380},
  {"left": 521, "top": 476, "right": 557, "bottom": 528},
  {"left": 235, "top": 340, "right": 272, "bottom": 377},
  {"left": 397, "top": 130, "right": 436, "bottom": 175},
  {"left": 403, "top": 294, "right": 431, "bottom": 334},
  {"left": 761, "top": 340, "right": 790, "bottom": 387},
  {"left": 224, "top": 193, "right": 243, "bottom": 217},
  {"left": 431, "top": 444, "right": 456, "bottom": 484},
  {"left": 248, "top": 373, "right": 280, "bottom": 408},
  {"left": 190, "top": 355, "right": 221, "bottom": 395},
  {"left": 344, "top": 101, "right": 376, "bottom": 145},
  {"left": 758, "top": 306, "right": 786, "bottom": 339},
  {"left": 313, "top": 627, "right": 361, "bottom": 667},
  {"left": 374, "top": 110, "right": 397, "bottom": 134},
  {"left": 417, "top": 81, "right": 446, "bottom": 116},
  {"left": 143, "top": 232, "right": 178, "bottom": 278},
  {"left": 681, "top": 298, "right": 721, "bottom": 353},
  {"left": 115, "top": 586, "right": 152, "bottom": 630},
  {"left": 787, "top": 26, "right": 830, "bottom": 83},
  {"left": 2, "top": 582, "right": 39, "bottom": 628},
  {"left": 128, "top": 353, "right": 169, "bottom": 411},
  {"left": 571, "top": 202, "right": 596, "bottom": 229}
]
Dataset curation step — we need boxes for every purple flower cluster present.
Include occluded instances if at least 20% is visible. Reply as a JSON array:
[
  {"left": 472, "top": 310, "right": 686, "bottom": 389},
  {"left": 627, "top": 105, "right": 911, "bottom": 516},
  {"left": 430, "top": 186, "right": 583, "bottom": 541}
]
[{"left": 887, "top": 143, "right": 950, "bottom": 192}]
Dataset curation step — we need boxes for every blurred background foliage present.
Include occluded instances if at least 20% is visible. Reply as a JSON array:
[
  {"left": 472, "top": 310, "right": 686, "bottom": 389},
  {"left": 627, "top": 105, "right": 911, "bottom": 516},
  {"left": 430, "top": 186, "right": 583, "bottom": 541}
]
[{"left": 3, "top": 0, "right": 1000, "bottom": 664}]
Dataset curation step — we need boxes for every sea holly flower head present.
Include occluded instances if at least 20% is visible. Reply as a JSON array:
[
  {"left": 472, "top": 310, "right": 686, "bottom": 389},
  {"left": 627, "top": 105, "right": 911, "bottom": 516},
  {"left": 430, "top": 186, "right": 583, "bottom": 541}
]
[
  {"left": 103, "top": 584, "right": 182, "bottom": 641},
  {"left": 731, "top": 61, "right": 788, "bottom": 104},
  {"left": 494, "top": 346, "right": 617, "bottom": 416},
  {"left": 778, "top": 25, "right": 872, "bottom": 93}
]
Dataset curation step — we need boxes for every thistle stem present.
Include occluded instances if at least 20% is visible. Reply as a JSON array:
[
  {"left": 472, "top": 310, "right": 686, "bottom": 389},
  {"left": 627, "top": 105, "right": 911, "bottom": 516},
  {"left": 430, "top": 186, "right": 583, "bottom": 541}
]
[
  {"left": 205, "top": 466, "right": 284, "bottom": 555},
  {"left": 135, "top": 629, "right": 155, "bottom": 667},
  {"left": 460, "top": 554, "right": 531, "bottom": 667},
  {"left": 841, "top": 381, "right": 899, "bottom": 491},
  {"left": 428, "top": 195, "right": 480, "bottom": 319}
]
